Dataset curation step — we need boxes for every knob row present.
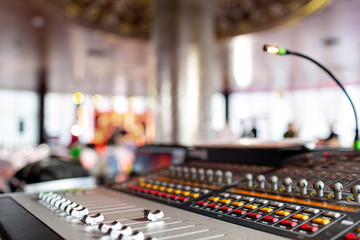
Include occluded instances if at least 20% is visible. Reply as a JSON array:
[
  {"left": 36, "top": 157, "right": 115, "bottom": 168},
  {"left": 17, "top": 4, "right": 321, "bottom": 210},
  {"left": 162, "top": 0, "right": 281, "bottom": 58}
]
[{"left": 168, "top": 166, "right": 233, "bottom": 184}]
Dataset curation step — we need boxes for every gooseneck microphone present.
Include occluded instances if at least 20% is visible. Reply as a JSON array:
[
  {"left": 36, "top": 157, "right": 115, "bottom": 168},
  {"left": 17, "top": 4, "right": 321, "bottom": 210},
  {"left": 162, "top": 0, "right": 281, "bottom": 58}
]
[{"left": 263, "top": 44, "right": 360, "bottom": 150}]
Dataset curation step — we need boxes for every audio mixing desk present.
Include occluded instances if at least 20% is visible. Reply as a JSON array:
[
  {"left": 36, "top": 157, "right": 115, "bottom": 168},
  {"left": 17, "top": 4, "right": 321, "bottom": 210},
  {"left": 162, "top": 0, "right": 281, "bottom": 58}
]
[{"left": 1, "top": 147, "right": 360, "bottom": 240}]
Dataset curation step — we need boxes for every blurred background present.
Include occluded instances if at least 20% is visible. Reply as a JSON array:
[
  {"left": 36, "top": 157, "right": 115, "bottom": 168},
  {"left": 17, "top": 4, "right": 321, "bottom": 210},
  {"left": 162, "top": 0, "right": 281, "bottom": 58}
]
[{"left": 0, "top": 0, "right": 359, "bottom": 192}]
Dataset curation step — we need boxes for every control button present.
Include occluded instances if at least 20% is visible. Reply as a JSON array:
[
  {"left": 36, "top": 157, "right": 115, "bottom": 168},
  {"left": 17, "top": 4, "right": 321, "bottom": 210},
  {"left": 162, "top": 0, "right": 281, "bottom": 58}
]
[
  {"left": 54, "top": 198, "right": 67, "bottom": 208},
  {"left": 161, "top": 192, "right": 168, "bottom": 197},
  {"left": 147, "top": 189, "right": 153, "bottom": 194},
  {"left": 323, "top": 211, "right": 340, "bottom": 218},
  {"left": 178, "top": 196, "right": 189, "bottom": 202},
  {"left": 197, "top": 201, "right": 208, "bottom": 207},
  {"left": 208, "top": 203, "right": 220, "bottom": 209},
  {"left": 300, "top": 224, "right": 318, "bottom": 232},
  {"left": 200, "top": 189, "right": 210, "bottom": 194},
  {"left": 281, "top": 219, "right": 297, "bottom": 227},
  {"left": 159, "top": 186, "right": 166, "bottom": 191},
  {"left": 98, "top": 221, "right": 122, "bottom": 234},
  {"left": 263, "top": 216, "right": 279, "bottom": 223},
  {"left": 283, "top": 177, "right": 293, "bottom": 193},
  {"left": 59, "top": 200, "right": 72, "bottom": 211},
  {"left": 139, "top": 182, "right": 146, "bottom": 187},
  {"left": 151, "top": 185, "right": 159, "bottom": 190},
  {"left": 312, "top": 217, "right": 330, "bottom": 225},
  {"left": 70, "top": 206, "right": 89, "bottom": 218},
  {"left": 119, "top": 231, "right": 144, "bottom": 240},
  {"left": 219, "top": 192, "right": 230, "bottom": 198},
  {"left": 286, "top": 205, "right": 301, "bottom": 211},
  {"left": 314, "top": 181, "right": 325, "bottom": 197},
  {"left": 144, "top": 209, "right": 164, "bottom": 221},
  {"left": 169, "top": 194, "right": 178, "bottom": 200},
  {"left": 245, "top": 173, "right": 253, "bottom": 187},
  {"left": 259, "top": 207, "right": 273, "bottom": 213},
  {"left": 331, "top": 182, "right": 344, "bottom": 200},
  {"left": 345, "top": 233, "right": 360, "bottom": 240},
  {"left": 206, "top": 169, "right": 214, "bottom": 183},
  {"left": 304, "top": 208, "right": 320, "bottom": 214},
  {"left": 245, "top": 204, "right": 258, "bottom": 210},
  {"left": 231, "top": 201, "right": 244, "bottom": 207},
  {"left": 350, "top": 185, "right": 360, "bottom": 203},
  {"left": 275, "top": 210, "right": 290, "bottom": 216},
  {"left": 270, "top": 202, "right": 284, "bottom": 207},
  {"left": 270, "top": 175, "right": 279, "bottom": 191},
  {"left": 341, "top": 220, "right": 354, "bottom": 226},
  {"left": 298, "top": 179, "right": 308, "bottom": 195},
  {"left": 256, "top": 175, "right": 266, "bottom": 189},
  {"left": 233, "top": 209, "right": 246, "bottom": 215},
  {"left": 140, "top": 187, "right": 146, "bottom": 192},
  {"left": 225, "top": 171, "right": 233, "bottom": 184},
  {"left": 219, "top": 199, "right": 231, "bottom": 204},
  {"left": 292, "top": 214, "right": 309, "bottom": 220},
  {"left": 255, "top": 199, "right": 268, "bottom": 204},
  {"left": 220, "top": 206, "right": 233, "bottom": 212},
  {"left": 166, "top": 188, "right": 173, "bottom": 193},
  {"left": 208, "top": 197, "right": 220, "bottom": 202},
  {"left": 242, "top": 197, "right": 254, "bottom": 202},
  {"left": 109, "top": 226, "right": 133, "bottom": 239},
  {"left": 356, "top": 227, "right": 360, "bottom": 233},
  {"left": 215, "top": 170, "right": 223, "bottom": 184},
  {"left": 190, "top": 193, "right": 200, "bottom": 198},
  {"left": 173, "top": 189, "right": 182, "bottom": 194},
  {"left": 247, "top": 212, "right": 261, "bottom": 219},
  {"left": 181, "top": 191, "right": 190, "bottom": 196},
  {"left": 229, "top": 194, "right": 241, "bottom": 200},
  {"left": 82, "top": 213, "right": 104, "bottom": 225},
  {"left": 192, "top": 187, "right": 200, "bottom": 192},
  {"left": 145, "top": 183, "right": 152, "bottom": 188},
  {"left": 153, "top": 190, "right": 160, "bottom": 196}
]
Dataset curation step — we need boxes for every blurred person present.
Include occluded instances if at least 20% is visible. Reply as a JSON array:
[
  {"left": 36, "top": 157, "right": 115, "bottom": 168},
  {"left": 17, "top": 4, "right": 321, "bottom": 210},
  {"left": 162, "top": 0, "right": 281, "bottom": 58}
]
[
  {"left": 0, "top": 160, "right": 15, "bottom": 193},
  {"left": 283, "top": 123, "right": 297, "bottom": 138}
]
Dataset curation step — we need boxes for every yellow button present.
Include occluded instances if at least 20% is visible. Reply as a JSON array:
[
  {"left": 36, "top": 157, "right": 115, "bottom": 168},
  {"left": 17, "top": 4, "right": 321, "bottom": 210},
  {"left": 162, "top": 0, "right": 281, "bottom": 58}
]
[
  {"left": 220, "top": 199, "right": 231, "bottom": 204},
  {"left": 312, "top": 218, "right": 330, "bottom": 225},
  {"left": 231, "top": 201, "right": 244, "bottom": 207},
  {"left": 293, "top": 214, "right": 309, "bottom": 220},
  {"left": 190, "top": 193, "right": 200, "bottom": 198},
  {"left": 139, "top": 182, "right": 146, "bottom": 187},
  {"left": 151, "top": 185, "right": 159, "bottom": 190},
  {"left": 182, "top": 191, "right": 190, "bottom": 196},
  {"left": 208, "top": 197, "right": 220, "bottom": 202},
  {"left": 259, "top": 207, "right": 273, "bottom": 213},
  {"left": 173, "top": 189, "right": 182, "bottom": 194},
  {"left": 145, "top": 184, "right": 152, "bottom": 188},
  {"left": 159, "top": 186, "right": 166, "bottom": 191},
  {"left": 275, "top": 210, "right": 290, "bottom": 216},
  {"left": 166, "top": 188, "right": 173, "bottom": 193},
  {"left": 357, "top": 227, "right": 360, "bottom": 233},
  {"left": 245, "top": 204, "right": 258, "bottom": 210}
]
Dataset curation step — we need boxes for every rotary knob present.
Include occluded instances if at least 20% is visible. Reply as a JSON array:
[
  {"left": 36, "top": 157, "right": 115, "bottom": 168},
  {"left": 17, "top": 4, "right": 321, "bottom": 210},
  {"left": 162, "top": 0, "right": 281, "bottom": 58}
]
[
  {"left": 298, "top": 179, "right": 308, "bottom": 195},
  {"left": 283, "top": 177, "right": 293, "bottom": 193},
  {"left": 190, "top": 167, "right": 197, "bottom": 181},
  {"left": 270, "top": 176, "right": 279, "bottom": 191},
  {"left": 245, "top": 173, "right": 253, "bottom": 188},
  {"left": 225, "top": 171, "right": 233, "bottom": 185},
  {"left": 331, "top": 182, "right": 343, "bottom": 200},
  {"left": 215, "top": 170, "right": 223, "bottom": 184},
  {"left": 206, "top": 169, "right": 214, "bottom": 183},
  {"left": 350, "top": 185, "right": 360, "bottom": 203},
  {"left": 182, "top": 167, "right": 190, "bottom": 180},
  {"left": 313, "top": 181, "right": 325, "bottom": 197},
  {"left": 256, "top": 175, "right": 265, "bottom": 189},
  {"left": 198, "top": 168, "right": 205, "bottom": 182}
]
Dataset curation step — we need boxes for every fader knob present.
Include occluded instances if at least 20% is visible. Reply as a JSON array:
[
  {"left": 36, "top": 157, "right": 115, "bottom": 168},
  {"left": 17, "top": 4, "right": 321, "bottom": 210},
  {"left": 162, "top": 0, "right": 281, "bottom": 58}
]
[
  {"left": 331, "top": 182, "right": 343, "bottom": 200},
  {"left": 215, "top": 170, "right": 223, "bottom": 184},
  {"left": 298, "top": 179, "right": 308, "bottom": 195},
  {"left": 283, "top": 177, "right": 293, "bottom": 193},
  {"left": 270, "top": 176, "right": 279, "bottom": 191},
  {"left": 350, "top": 185, "right": 360, "bottom": 203},
  {"left": 206, "top": 169, "right": 214, "bottom": 183},
  {"left": 245, "top": 173, "right": 253, "bottom": 188},
  {"left": 225, "top": 171, "right": 233, "bottom": 185},
  {"left": 256, "top": 175, "right": 265, "bottom": 189},
  {"left": 313, "top": 181, "right": 325, "bottom": 197}
]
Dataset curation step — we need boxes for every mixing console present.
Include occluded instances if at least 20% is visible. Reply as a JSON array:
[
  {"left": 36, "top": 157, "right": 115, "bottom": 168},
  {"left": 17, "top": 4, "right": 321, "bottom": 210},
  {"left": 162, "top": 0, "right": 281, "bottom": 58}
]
[{"left": 1, "top": 146, "right": 360, "bottom": 240}]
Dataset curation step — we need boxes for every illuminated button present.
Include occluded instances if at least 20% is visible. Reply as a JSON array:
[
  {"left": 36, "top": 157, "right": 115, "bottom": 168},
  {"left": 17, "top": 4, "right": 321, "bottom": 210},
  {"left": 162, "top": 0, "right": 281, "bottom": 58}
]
[
  {"left": 312, "top": 218, "right": 330, "bottom": 225},
  {"left": 300, "top": 224, "right": 318, "bottom": 232},
  {"left": 159, "top": 186, "right": 166, "bottom": 191},
  {"left": 293, "top": 214, "right": 309, "bottom": 220},
  {"left": 197, "top": 201, "right": 209, "bottom": 207},
  {"left": 304, "top": 208, "right": 319, "bottom": 214},
  {"left": 248, "top": 212, "right": 261, "bottom": 219},
  {"left": 219, "top": 193, "right": 230, "bottom": 198},
  {"left": 220, "top": 206, "right": 233, "bottom": 212},
  {"left": 357, "top": 227, "right": 360, "bottom": 233},
  {"left": 281, "top": 219, "right": 297, "bottom": 227},
  {"left": 151, "top": 185, "right": 159, "bottom": 190},
  {"left": 145, "top": 184, "right": 152, "bottom": 188},
  {"left": 345, "top": 233, "right": 359, "bottom": 240},
  {"left": 208, "top": 197, "right": 220, "bottom": 202},
  {"left": 166, "top": 188, "right": 173, "bottom": 193},
  {"left": 255, "top": 199, "right": 269, "bottom": 204},
  {"left": 264, "top": 216, "right": 279, "bottom": 223},
  {"left": 229, "top": 194, "right": 241, "bottom": 200},
  {"left": 134, "top": 186, "right": 139, "bottom": 191},
  {"left": 323, "top": 211, "right": 341, "bottom": 218},
  {"left": 275, "top": 210, "right": 290, "bottom": 216},
  {"left": 233, "top": 209, "right": 246, "bottom": 215},
  {"left": 169, "top": 194, "right": 178, "bottom": 200},
  {"left": 231, "top": 201, "right": 244, "bottom": 207},
  {"left": 181, "top": 191, "right": 190, "bottom": 196},
  {"left": 190, "top": 193, "right": 200, "bottom": 198},
  {"left": 139, "top": 182, "right": 146, "bottom": 187},
  {"left": 242, "top": 197, "right": 254, "bottom": 201},
  {"left": 178, "top": 196, "right": 189, "bottom": 202},
  {"left": 270, "top": 202, "right": 284, "bottom": 207},
  {"left": 286, "top": 205, "right": 301, "bottom": 211},
  {"left": 341, "top": 220, "right": 354, "bottom": 226},
  {"left": 219, "top": 199, "right": 231, "bottom": 204},
  {"left": 153, "top": 191, "right": 160, "bottom": 195},
  {"left": 259, "top": 207, "right": 273, "bottom": 213},
  {"left": 128, "top": 185, "right": 134, "bottom": 190},
  {"left": 173, "top": 189, "right": 182, "bottom": 194},
  {"left": 140, "top": 188, "right": 146, "bottom": 192},
  {"left": 147, "top": 189, "right": 153, "bottom": 194},
  {"left": 245, "top": 204, "right": 258, "bottom": 210},
  {"left": 161, "top": 192, "right": 168, "bottom": 197},
  {"left": 208, "top": 203, "right": 220, "bottom": 209}
]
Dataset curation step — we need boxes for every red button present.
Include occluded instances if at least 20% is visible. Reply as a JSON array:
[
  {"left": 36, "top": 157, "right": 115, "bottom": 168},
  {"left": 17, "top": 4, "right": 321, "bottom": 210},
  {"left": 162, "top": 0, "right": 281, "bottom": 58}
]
[
  {"left": 264, "top": 216, "right": 279, "bottom": 223},
  {"left": 161, "top": 192, "right": 168, "bottom": 197},
  {"left": 147, "top": 189, "right": 153, "bottom": 194},
  {"left": 140, "top": 187, "right": 146, "bottom": 192},
  {"left": 281, "top": 219, "right": 297, "bottom": 227},
  {"left": 208, "top": 203, "right": 220, "bottom": 209},
  {"left": 134, "top": 186, "right": 139, "bottom": 191},
  {"left": 220, "top": 206, "right": 233, "bottom": 212},
  {"left": 169, "top": 194, "right": 178, "bottom": 200},
  {"left": 179, "top": 196, "right": 189, "bottom": 202},
  {"left": 345, "top": 233, "right": 360, "bottom": 240},
  {"left": 153, "top": 191, "right": 160, "bottom": 195},
  {"left": 233, "top": 209, "right": 246, "bottom": 215},
  {"left": 128, "top": 185, "right": 133, "bottom": 190},
  {"left": 248, "top": 212, "right": 261, "bottom": 219},
  {"left": 300, "top": 224, "right": 318, "bottom": 233}
]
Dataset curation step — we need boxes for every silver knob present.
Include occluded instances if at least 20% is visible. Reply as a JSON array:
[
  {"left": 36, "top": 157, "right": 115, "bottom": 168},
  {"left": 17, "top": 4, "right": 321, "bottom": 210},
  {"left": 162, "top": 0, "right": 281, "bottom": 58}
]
[
  {"left": 198, "top": 168, "right": 205, "bottom": 182},
  {"left": 206, "top": 169, "right": 214, "bottom": 183},
  {"left": 225, "top": 171, "right": 233, "bottom": 184},
  {"left": 350, "top": 185, "right": 360, "bottom": 203},
  {"left": 270, "top": 176, "right": 279, "bottom": 191},
  {"left": 182, "top": 167, "right": 189, "bottom": 180},
  {"left": 331, "top": 182, "right": 343, "bottom": 200},
  {"left": 313, "top": 181, "right": 325, "bottom": 197},
  {"left": 256, "top": 175, "right": 265, "bottom": 189},
  {"left": 298, "top": 179, "right": 308, "bottom": 195},
  {"left": 190, "top": 167, "right": 197, "bottom": 181},
  {"left": 283, "top": 177, "right": 293, "bottom": 193},
  {"left": 245, "top": 173, "right": 253, "bottom": 188},
  {"left": 215, "top": 170, "right": 223, "bottom": 184}
]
